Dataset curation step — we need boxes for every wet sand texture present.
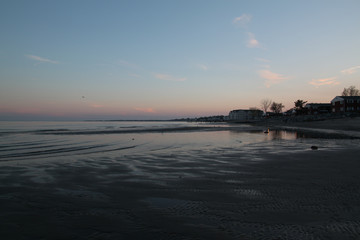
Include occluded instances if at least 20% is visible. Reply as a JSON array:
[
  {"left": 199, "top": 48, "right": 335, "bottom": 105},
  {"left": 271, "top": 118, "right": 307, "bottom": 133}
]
[
  {"left": 1, "top": 146, "right": 360, "bottom": 240},
  {"left": 266, "top": 116, "right": 360, "bottom": 132}
]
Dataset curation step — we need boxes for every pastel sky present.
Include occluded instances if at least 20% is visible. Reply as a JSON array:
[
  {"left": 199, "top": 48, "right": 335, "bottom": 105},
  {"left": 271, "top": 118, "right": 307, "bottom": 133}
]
[{"left": 1, "top": 0, "right": 360, "bottom": 120}]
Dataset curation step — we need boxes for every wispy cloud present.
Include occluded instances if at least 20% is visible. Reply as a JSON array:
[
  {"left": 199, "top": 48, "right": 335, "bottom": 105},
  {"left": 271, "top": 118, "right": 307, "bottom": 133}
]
[
  {"left": 232, "top": 15, "right": 264, "bottom": 49},
  {"left": 135, "top": 107, "right": 155, "bottom": 113},
  {"left": 155, "top": 73, "right": 187, "bottom": 82},
  {"left": 129, "top": 73, "right": 141, "bottom": 78},
  {"left": 117, "top": 60, "right": 139, "bottom": 69},
  {"left": 26, "top": 54, "right": 58, "bottom": 64},
  {"left": 233, "top": 14, "right": 252, "bottom": 27},
  {"left": 309, "top": 77, "right": 339, "bottom": 87},
  {"left": 90, "top": 104, "right": 104, "bottom": 108},
  {"left": 259, "top": 69, "right": 290, "bottom": 88},
  {"left": 247, "top": 32, "right": 260, "bottom": 48},
  {"left": 198, "top": 64, "right": 208, "bottom": 71},
  {"left": 255, "top": 57, "right": 270, "bottom": 63},
  {"left": 341, "top": 65, "right": 360, "bottom": 75}
]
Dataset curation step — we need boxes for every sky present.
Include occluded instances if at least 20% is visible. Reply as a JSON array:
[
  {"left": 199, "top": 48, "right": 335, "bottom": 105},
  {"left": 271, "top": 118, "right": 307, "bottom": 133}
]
[{"left": 1, "top": 0, "right": 360, "bottom": 120}]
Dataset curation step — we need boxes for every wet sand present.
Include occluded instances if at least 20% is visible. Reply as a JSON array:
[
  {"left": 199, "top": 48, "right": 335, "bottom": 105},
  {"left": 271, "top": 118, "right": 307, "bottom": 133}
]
[
  {"left": 1, "top": 138, "right": 360, "bottom": 240},
  {"left": 283, "top": 116, "right": 360, "bottom": 132},
  {"left": 261, "top": 116, "right": 360, "bottom": 132}
]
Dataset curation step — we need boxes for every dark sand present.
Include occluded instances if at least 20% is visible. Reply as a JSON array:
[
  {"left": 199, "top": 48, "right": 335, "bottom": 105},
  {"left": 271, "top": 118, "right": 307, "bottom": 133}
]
[
  {"left": 281, "top": 116, "right": 360, "bottom": 132},
  {"left": 1, "top": 119, "right": 360, "bottom": 239},
  {"left": 264, "top": 116, "right": 360, "bottom": 135}
]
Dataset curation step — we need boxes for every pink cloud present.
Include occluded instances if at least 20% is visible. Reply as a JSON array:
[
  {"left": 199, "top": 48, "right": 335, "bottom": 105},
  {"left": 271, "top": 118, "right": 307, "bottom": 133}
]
[
  {"left": 155, "top": 73, "right": 186, "bottom": 82},
  {"left": 233, "top": 14, "right": 252, "bottom": 26},
  {"left": 90, "top": 104, "right": 103, "bottom": 108},
  {"left": 341, "top": 65, "right": 360, "bottom": 75},
  {"left": 309, "top": 77, "right": 339, "bottom": 87},
  {"left": 135, "top": 107, "right": 155, "bottom": 113},
  {"left": 247, "top": 32, "right": 260, "bottom": 48},
  {"left": 259, "top": 69, "right": 290, "bottom": 87}
]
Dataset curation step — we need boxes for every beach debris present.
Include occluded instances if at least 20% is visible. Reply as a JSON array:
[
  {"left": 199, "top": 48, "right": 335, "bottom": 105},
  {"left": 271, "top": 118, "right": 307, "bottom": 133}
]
[{"left": 311, "top": 146, "right": 318, "bottom": 150}]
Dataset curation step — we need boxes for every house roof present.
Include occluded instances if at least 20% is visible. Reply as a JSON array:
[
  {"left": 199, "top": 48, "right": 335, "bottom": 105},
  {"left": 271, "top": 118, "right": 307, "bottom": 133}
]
[
  {"left": 340, "top": 96, "right": 360, "bottom": 99},
  {"left": 230, "top": 109, "right": 262, "bottom": 112},
  {"left": 331, "top": 96, "right": 360, "bottom": 102},
  {"left": 305, "top": 103, "right": 331, "bottom": 107}
]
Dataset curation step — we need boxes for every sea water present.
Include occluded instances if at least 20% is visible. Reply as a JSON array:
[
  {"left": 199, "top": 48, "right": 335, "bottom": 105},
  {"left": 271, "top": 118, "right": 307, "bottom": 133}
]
[{"left": 0, "top": 121, "right": 357, "bottom": 163}]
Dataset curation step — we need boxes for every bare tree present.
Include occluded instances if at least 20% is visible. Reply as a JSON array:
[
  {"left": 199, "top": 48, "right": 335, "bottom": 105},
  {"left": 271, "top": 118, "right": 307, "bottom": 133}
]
[
  {"left": 260, "top": 99, "right": 272, "bottom": 114},
  {"left": 342, "top": 86, "right": 360, "bottom": 96},
  {"left": 270, "top": 102, "right": 284, "bottom": 114}
]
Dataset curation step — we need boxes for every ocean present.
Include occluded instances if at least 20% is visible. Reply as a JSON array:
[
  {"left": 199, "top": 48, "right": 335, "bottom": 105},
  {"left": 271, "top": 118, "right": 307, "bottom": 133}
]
[{"left": 0, "top": 120, "right": 354, "bottom": 163}]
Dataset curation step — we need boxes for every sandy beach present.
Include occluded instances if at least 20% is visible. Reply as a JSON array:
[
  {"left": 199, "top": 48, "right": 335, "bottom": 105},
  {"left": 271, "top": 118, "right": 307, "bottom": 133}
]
[
  {"left": 1, "top": 119, "right": 360, "bottom": 239},
  {"left": 3, "top": 1, "right": 360, "bottom": 239}
]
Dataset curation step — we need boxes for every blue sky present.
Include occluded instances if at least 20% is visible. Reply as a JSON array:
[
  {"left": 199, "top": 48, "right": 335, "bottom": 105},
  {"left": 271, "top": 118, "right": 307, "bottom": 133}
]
[{"left": 1, "top": 0, "right": 360, "bottom": 120}]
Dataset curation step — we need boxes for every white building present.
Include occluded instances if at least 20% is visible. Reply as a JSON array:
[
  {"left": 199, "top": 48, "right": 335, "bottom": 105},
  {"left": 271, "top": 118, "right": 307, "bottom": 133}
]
[{"left": 228, "top": 109, "right": 263, "bottom": 122}]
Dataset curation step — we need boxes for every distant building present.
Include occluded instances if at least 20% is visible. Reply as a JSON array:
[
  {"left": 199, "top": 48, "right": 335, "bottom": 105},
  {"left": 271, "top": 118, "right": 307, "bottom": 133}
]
[
  {"left": 305, "top": 103, "right": 331, "bottom": 114},
  {"left": 283, "top": 108, "right": 296, "bottom": 116},
  {"left": 228, "top": 109, "right": 263, "bottom": 122},
  {"left": 331, "top": 96, "right": 360, "bottom": 113}
]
